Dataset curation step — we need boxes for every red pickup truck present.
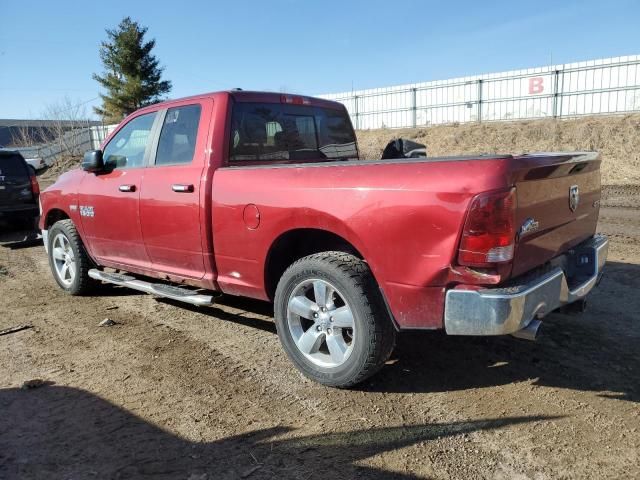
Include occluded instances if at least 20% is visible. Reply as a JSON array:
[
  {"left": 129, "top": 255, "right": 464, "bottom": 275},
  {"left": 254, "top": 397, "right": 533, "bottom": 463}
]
[{"left": 39, "top": 90, "right": 608, "bottom": 387}]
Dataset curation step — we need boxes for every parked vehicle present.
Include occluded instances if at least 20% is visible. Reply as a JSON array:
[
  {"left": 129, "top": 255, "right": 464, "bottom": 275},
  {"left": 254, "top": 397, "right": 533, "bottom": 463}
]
[
  {"left": 38, "top": 91, "right": 608, "bottom": 387},
  {"left": 0, "top": 149, "right": 40, "bottom": 230},
  {"left": 23, "top": 155, "right": 53, "bottom": 171}
]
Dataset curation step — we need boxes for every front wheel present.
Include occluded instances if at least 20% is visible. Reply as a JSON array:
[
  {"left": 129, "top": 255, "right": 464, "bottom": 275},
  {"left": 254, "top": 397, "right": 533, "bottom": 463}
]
[
  {"left": 274, "top": 252, "right": 396, "bottom": 388},
  {"left": 47, "top": 219, "right": 97, "bottom": 295}
]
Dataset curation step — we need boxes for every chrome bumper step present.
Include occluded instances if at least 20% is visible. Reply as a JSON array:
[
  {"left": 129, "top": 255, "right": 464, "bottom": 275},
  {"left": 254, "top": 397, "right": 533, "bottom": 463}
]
[{"left": 88, "top": 269, "right": 214, "bottom": 306}]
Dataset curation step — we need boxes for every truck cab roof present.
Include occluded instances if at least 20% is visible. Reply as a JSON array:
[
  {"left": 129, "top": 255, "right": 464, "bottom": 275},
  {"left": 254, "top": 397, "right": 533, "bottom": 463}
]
[{"left": 147, "top": 90, "right": 344, "bottom": 111}]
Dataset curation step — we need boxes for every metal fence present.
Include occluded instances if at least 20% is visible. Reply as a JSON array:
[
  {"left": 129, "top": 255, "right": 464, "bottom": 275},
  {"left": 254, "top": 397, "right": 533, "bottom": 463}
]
[
  {"left": 15, "top": 124, "right": 116, "bottom": 164},
  {"left": 319, "top": 55, "right": 640, "bottom": 129}
]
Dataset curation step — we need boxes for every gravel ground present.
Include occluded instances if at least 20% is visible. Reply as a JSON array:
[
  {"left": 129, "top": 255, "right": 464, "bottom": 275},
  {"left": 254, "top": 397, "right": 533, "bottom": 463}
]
[{"left": 0, "top": 195, "right": 638, "bottom": 479}]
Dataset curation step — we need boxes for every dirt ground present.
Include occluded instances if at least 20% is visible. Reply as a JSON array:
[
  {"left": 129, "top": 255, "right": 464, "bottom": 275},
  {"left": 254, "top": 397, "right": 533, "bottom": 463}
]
[{"left": 1, "top": 184, "right": 639, "bottom": 479}]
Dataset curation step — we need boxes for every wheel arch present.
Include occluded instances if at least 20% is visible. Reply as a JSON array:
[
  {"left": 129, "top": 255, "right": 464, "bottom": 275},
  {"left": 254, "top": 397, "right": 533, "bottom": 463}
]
[
  {"left": 44, "top": 208, "right": 71, "bottom": 229},
  {"left": 264, "top": 228, "right": 366, "bottom": 300},
  {"left": 44, "top": 208, "right": 97, "bottom": 264}
]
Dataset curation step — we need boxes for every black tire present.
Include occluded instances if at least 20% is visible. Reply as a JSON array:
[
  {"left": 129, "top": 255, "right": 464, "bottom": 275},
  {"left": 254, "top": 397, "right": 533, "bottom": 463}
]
[
  {"left": 47, "top": 219, "right": 97, "bottom": 295},
  {"left": 274, "top": 251, "right": 396, "bottom": 388}
]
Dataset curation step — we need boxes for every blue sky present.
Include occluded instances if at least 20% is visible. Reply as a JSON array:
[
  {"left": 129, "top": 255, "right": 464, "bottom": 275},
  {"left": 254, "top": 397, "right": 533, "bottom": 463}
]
[{"left": 1, "top": 0, "right": 639, "bottom": 119}]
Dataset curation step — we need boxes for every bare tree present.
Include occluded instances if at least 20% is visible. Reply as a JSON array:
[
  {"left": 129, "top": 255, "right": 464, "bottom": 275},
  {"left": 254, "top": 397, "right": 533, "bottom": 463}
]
[
  {"left": 10, "top": 124, "right": 42, "bottom": 148},
  {"left": 10, "top": 97, "right": 94, "bottom": 161},
  {"left": 41, "top": 96, "right": 93, "bottom": 157}
]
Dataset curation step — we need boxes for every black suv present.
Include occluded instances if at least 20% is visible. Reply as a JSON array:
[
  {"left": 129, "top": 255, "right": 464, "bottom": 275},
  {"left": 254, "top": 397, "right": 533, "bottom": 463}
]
[{"left": 0, "top": 150, "right": 40, "bottom": 230}]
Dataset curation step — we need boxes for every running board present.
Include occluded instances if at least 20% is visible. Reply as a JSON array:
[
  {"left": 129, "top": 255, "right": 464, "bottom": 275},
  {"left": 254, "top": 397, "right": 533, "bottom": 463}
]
[{"left": 88, "top": 269, "right": 214, "bottom": 306}]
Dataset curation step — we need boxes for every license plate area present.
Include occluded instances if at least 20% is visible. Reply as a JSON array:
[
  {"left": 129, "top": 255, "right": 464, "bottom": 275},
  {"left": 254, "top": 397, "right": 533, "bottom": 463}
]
[{"left": 549, "top": 244, "right": 597, "bottom": 290}]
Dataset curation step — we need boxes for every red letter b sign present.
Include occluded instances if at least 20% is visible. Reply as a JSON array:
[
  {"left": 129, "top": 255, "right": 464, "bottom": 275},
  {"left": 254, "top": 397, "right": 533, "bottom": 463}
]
[{"left": 529, "top": 77, "right": 544, "bottom": 94}]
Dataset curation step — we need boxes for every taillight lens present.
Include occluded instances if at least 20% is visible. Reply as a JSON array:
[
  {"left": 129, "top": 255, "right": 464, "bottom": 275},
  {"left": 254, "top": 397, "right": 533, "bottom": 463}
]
[
  {"left": 30, "top": 174, "right": 40, "bottom": 196},
  {"left": 458, "top": 188, "right": 516, "bottom": 266}
]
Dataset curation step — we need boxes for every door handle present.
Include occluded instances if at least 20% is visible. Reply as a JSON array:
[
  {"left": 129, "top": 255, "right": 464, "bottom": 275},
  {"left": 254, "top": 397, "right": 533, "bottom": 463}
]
[
  {"left": 172, "top": 184, "right": 194, "bottom": 193},
  {"left": 119, "top": 184, "right": 136, "bottom": 192}
]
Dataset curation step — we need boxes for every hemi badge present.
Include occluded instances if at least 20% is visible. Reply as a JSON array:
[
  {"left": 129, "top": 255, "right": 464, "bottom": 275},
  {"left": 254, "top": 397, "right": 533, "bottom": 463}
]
[{"left": 70, "top": 205, "right": 78, "bottom": 211}]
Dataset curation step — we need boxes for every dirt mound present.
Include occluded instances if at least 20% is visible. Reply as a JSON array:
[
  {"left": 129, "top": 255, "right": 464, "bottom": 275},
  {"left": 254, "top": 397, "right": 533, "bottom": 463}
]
[
  {"left": 38, "top": 155, "right": 81, "bottom": 188},
  {"left": 356, "top": 114, "right": 640, "bottom": 186}
]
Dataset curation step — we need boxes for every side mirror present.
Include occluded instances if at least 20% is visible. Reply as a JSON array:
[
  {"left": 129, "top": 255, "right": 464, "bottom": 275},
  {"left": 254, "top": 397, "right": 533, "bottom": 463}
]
[{"left": 82, "top": 150, "right": 104, "bottom": 172}]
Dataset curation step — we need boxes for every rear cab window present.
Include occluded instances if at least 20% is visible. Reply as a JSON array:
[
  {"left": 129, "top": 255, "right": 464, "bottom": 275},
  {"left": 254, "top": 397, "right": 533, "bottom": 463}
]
[
  {"left": 229, "top": 102, "right": 358, "bottom": 164},
  {"left": 0, "top": 153, "right": 29, "bottom": 180}
]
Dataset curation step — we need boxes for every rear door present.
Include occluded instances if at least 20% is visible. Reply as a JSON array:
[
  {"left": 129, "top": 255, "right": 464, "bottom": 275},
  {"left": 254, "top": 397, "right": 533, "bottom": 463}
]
[
  {"left": 0, "top": 152, "right": 34, "bottom": 209},
  {"left": 139, "top": 100, "right": 211, "bottom": 279},
  {"left": 78, "top": 111, "right": 158, "bottom": 268}
]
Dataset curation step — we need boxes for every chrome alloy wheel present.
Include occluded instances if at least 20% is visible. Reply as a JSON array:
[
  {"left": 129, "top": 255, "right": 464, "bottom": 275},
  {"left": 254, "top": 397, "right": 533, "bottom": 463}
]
[
  {"left": 51, "top": 233, "right": 76, "bottom": 287},
  {"left": 286, "top": 278, "right": 355, "bottom": 368}
]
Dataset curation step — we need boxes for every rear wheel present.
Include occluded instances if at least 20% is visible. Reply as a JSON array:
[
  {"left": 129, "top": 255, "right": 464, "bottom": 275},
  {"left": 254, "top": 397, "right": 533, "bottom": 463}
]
[
  {"left": 274, "top": 252, "right": 396, "bottom": 387},
  {"left": 48, "top": 219, "right": 97, "bottom": 295}
]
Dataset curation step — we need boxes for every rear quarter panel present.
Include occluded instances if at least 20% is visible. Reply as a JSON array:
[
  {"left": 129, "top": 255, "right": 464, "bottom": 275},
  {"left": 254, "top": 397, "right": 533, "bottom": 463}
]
[{"left": 212, "top": 158, "right": 511, "bottom": 328}]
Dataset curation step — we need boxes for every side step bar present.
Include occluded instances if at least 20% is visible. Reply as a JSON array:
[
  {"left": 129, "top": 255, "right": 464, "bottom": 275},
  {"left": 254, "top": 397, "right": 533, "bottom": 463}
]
[{"left": 88, "top": 269, "right": 214, "bottom": 306}]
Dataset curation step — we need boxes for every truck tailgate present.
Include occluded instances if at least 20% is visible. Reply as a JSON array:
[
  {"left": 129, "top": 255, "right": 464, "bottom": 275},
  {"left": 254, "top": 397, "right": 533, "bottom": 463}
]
[{"left": 511, "top": 152, "right": 601, "bottom": 277}]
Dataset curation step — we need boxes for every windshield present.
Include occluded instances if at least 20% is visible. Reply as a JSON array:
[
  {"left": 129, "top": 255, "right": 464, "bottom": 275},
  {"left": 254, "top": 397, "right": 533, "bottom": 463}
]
[{"left": 229, "top": 102, "right": 358, "bottom": 163}]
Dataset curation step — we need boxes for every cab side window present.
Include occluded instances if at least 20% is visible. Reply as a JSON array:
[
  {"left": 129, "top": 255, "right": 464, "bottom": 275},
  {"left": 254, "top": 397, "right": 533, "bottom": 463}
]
[
  {"left": 154, "top": 105, "right": 202, "bottom": 166},
  {"left": 103, "top": 112, "right": 157, "bottom": 169}
]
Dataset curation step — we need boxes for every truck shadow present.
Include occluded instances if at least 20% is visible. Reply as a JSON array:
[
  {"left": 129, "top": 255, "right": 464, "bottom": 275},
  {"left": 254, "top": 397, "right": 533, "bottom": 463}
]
[
  {"left": 158, "top": 296, "right": 278, "bottom": 334},
  {"left": 0, "top": 224, "right": 42, "bottom": 249},
  {"left": 366, "top": 261, "right": 640, "bottom": 402},
  {"left": 0, "top": 384, "right": 555, "bottom": 479}
]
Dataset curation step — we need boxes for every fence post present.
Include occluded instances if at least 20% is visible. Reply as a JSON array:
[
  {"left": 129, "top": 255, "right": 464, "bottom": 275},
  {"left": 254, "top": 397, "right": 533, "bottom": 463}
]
[
  {"left": 552, "top": 70, "right": 560, "bottom": 118},
  {"left": 411, "top": 88, "right": 417, "bottom": 128},
  {"left": 477, "top": 79, "right": 483, "bottom": 123},
  {"left": 558, "top": 69, "right": 565, "bottom": 118},
  {"left": 353, "top": 95, "right": 359, "bottom": 130}
]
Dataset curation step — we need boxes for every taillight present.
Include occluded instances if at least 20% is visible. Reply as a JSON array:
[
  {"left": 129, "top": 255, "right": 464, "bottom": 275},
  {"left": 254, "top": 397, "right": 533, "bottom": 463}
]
[
  {"left": 30, "top": 174, "right": 40, "bottom": 196},
  {"left": 458, "top": 188, "right": 516, "bottom": 267}
]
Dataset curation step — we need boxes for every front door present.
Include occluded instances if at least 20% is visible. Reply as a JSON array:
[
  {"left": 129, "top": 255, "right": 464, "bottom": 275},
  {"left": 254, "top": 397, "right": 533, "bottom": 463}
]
[
  {"left": 78, "top": 111, "right": 158, "bottom": 269},
  {"left": 139, "top": 101, "right": 210, "bottom": 279}
]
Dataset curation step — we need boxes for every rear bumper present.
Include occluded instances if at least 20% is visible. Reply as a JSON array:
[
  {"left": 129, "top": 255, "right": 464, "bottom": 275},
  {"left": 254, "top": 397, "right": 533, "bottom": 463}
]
[{"left": 444, "top": 234, "right": 608, "bottom": 336}]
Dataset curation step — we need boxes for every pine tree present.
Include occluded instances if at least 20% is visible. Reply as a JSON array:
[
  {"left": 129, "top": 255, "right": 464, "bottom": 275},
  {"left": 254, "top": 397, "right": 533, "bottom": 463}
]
[{"left": 93, "top": 17, "right": 171, "bottom": 122}]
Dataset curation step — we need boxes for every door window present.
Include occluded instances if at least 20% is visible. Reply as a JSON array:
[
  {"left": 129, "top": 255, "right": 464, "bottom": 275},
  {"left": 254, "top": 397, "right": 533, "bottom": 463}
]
[
  {"left": 154, "top": 105, "right": 202, "bottom": 165},
  {"left": 103, "top": 112, "right": 157, "bottom": 169}
]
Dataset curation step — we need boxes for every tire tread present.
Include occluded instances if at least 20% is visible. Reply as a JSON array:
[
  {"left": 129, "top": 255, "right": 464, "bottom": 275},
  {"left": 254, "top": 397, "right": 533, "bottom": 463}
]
[
  {"left": 49, "top": 219, "right": 96, "bottom": 295},
  {"left": 276, "top": 251, "right": 395, "bottom": 387}
]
